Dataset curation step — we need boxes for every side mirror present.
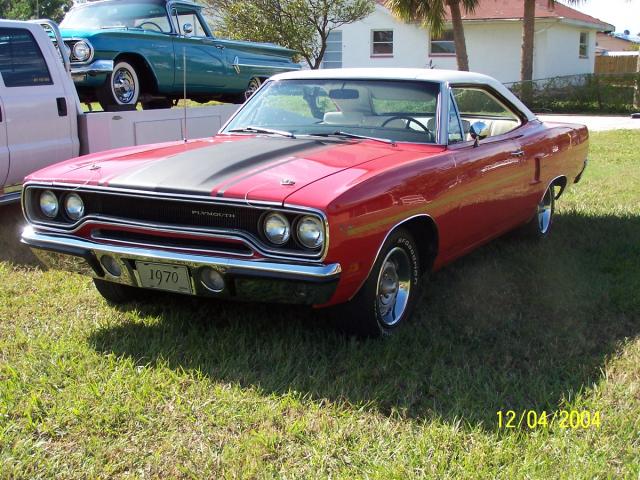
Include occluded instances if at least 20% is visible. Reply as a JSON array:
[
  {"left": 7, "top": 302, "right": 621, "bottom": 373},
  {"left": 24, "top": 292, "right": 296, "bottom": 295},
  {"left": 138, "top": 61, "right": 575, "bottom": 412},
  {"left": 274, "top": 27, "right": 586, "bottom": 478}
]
[
  {"left": 182, "top": 23, "right": 194, "bottom": 37},
  {"left": 469, "top": 121, "right": 489, "bottom": 146}
]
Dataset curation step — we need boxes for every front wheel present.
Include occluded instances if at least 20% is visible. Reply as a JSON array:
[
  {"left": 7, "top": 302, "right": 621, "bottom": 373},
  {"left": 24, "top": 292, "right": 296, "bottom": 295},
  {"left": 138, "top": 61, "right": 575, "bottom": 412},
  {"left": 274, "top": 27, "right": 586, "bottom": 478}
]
[
  {"left": 93, "top": 278, "right": 139, "bottom": 304},
  {"left": 336, "top": 228, "right": 422, "bottom": 337},
  {"left": 97, "top": 61, "right": 140, "bottom": 111}
]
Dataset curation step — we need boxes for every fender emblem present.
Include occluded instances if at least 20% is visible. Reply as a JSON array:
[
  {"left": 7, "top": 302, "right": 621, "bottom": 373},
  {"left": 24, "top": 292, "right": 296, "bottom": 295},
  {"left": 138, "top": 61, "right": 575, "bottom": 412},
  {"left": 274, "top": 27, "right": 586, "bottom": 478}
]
[{"left": 280, "top": 178, "right": 296, "bottom": 186}]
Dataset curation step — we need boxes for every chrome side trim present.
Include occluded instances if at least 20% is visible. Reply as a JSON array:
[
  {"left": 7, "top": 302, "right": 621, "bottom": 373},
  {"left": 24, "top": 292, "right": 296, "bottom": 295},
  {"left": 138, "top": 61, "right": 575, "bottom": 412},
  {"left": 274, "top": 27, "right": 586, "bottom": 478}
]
[
  {"left": 22, "top": 226, "right": 341, "bottom": 281},
  {"left": 0, "top": 191, "right": 21, "bottom": 205},
  {"left": 348, "top": 213, "right": 438, "bottom": 301},
  {"left": 234, "top": 62, "right": 302, "bottom": 71},
  {"left": 70, "top": 59, "right": 113, "bottom": 77}
]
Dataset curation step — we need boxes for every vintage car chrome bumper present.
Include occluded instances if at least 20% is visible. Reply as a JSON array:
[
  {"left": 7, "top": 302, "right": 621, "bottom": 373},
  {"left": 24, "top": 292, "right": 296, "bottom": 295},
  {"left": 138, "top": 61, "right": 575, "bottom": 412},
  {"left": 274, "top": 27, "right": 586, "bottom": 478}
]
[
  {"left": 22, "top": 227, "right": 341, "bottom": 305},
  {"left": 70, "top": 60, "right": 114, "bottom": 79}
]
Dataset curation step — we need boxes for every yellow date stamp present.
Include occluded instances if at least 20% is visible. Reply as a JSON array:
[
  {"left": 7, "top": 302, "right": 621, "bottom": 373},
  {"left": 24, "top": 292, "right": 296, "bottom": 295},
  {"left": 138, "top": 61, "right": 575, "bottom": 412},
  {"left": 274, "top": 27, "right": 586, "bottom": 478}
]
[{"left": 496, "top": 410, "right": 601, "bottom": 430}]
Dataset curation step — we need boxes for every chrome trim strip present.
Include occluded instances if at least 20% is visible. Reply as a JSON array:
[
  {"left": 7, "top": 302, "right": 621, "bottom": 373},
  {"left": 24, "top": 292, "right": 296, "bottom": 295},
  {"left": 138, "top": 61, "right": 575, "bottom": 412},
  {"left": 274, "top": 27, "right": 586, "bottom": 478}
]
[
  {"left": 348, "top": 213, "right": 438, "bottom": 301},
  {"left": 235, "top": 62, "right": 301, "bottom": 71},
  {"left": 0, "top": 191, "right": 21, "bottom": 205},
  {"left": 70, "top": 59, "right": 113, "bottom": 77},
  {"left": 23, "top": 183, "right": 330, "bottom": 261},
  {"left": 22, "top": 226, "right": 341, "bottom": 280}
]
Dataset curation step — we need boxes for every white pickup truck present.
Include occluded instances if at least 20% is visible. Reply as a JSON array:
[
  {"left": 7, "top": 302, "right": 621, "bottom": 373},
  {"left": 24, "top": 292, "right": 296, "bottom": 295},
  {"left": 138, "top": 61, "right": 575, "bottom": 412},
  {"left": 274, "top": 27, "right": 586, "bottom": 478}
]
[{"left": 0, "top": 19, "right": 237, "bottom": 205}]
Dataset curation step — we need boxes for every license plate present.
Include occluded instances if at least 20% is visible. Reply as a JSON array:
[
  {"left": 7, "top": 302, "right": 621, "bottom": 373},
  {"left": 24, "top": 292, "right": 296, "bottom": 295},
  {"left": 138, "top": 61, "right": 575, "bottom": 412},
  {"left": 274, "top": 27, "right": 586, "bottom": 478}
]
[{"left": 135, "top": 262, "right": 193, "bottom": 294}]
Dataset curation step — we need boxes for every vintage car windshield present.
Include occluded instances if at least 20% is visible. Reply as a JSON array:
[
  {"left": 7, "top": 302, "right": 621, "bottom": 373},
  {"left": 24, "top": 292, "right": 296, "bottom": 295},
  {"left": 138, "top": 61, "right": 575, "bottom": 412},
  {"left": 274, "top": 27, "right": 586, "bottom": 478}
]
[
  {"left": 223, "top": 79, "right": 441, "bottom": 144},
  {"left": 61, "top": 2, "right": 172, "bottom": 32}
]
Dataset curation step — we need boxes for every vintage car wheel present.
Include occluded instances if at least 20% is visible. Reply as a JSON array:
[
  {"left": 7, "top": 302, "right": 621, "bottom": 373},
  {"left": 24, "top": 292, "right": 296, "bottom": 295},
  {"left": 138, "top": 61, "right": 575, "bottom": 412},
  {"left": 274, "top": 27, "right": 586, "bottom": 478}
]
[
  {"left": 338, "top": 228, "right": 421, "bottom": 337},
  {"left": 93, "top": 278, "right": 138, "bottom": 304},
  {"left": 522, "top": 185, "right": 555, "bottom": 238},
  {"left": 244, "top": 77, "right": 262, "bottom": 100},
  {"left": 98, "top": 61, "right": 140, "bottom": 111}
]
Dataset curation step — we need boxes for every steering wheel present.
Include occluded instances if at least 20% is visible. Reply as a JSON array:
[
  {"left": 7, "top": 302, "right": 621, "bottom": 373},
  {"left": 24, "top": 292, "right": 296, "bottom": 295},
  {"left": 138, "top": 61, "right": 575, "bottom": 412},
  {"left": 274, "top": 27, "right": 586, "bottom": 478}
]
[
  {"left": 138, "top": 21, "right": 163, "bottom": 32},
  {"left": 381, "top": 115, "right": 430, "bottom": 133}
]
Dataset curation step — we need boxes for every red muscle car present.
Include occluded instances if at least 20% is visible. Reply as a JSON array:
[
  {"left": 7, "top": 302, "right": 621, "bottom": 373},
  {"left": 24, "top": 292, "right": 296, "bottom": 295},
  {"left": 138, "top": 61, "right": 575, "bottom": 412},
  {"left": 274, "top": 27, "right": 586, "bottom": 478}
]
[{"left": 21, "top": 68, "right": 588, "bottom": 336}]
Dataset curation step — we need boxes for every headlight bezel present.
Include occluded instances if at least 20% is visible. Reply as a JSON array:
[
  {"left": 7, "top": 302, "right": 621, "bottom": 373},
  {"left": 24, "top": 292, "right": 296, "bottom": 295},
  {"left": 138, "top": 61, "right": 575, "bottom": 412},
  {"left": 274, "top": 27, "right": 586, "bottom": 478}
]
[
  {"left": 71, "top": 40, "right": 92, "bottom": 63},
  {"left": 64, "top": 192, "right": 85, "bottom": 221},
  {"left": 39, "top": 190, "right": 59, "bottom": 218},
  {"left": 295, "top": 214, "right": 325, "bottom": 250}
]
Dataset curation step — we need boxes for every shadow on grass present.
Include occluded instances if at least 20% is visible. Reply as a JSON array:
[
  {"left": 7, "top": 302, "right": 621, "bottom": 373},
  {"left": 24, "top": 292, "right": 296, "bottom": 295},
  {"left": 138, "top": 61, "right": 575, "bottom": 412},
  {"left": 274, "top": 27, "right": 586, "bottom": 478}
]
[
  {"left": 0, "top": 203, "right": 41, "bottom": 267},
  {"left": 87, "top": 211, "right": 640, "bottom": 427}
]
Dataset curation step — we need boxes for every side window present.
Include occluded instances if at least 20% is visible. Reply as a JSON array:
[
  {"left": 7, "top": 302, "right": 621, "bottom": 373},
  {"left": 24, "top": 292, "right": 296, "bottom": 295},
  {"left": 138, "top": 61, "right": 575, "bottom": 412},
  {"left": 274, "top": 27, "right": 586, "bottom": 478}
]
[
  {"left": 452, "top": 87, "right": 522, "bottom": 138},
  {"left": 0, "top": 28, "right": 52, "bottom": 87},
  {"left": 447, "top": 93, "right": 463, "bottom": 144},
  {"left": 174, "top": 9, "right": 208, "bottom": 37}
]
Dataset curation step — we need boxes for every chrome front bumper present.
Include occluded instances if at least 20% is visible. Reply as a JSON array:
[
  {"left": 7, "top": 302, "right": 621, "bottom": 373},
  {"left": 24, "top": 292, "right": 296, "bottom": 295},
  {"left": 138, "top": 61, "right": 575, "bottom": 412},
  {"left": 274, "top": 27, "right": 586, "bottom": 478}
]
[
  {"left": 22, "top": 227, "right": 341, "bottom": 305},
  {"left": 70, "top": 60, "right": 114, "bottom": 80}
]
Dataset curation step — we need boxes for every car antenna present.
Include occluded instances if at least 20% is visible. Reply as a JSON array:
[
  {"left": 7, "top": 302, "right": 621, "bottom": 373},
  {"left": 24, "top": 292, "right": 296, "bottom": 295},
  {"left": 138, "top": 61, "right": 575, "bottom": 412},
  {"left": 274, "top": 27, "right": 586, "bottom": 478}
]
[{"left": 183, "top": 46, "right": 188, "bottom": 143}]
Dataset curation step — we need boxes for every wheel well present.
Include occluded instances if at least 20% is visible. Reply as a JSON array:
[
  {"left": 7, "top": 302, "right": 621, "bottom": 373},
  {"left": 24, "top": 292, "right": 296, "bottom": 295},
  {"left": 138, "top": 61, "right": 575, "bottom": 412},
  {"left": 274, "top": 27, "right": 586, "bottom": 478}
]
[
  {"left": 113, "top": 53, "right": 158, "bottom": 94},
  {"left": 396, "top": 215, "right": 439, "bottom": 274},
  {"left": 551, "top": 176, "right": 568, "bottom": 199}
]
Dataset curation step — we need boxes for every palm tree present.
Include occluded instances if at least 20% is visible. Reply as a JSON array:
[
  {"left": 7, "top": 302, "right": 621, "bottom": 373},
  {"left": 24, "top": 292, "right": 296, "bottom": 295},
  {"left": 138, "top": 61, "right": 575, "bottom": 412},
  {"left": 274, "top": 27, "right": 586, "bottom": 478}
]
[{"left": 386, "top": 0, "right": 479, "bottom": 71}]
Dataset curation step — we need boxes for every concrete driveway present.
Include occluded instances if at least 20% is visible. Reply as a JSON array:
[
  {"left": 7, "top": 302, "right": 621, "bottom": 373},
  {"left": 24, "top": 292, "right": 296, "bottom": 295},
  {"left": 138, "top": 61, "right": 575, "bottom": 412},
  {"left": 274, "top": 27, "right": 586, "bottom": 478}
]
[{"left": 537, "top": 114, "right": 640, "bottom": 131}]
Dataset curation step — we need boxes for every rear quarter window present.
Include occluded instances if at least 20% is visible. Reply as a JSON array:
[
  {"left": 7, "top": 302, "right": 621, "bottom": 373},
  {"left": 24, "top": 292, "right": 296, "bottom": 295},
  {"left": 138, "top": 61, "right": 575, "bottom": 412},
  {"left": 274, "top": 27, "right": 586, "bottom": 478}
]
[{"left": 0, "top": 28, "right": 53, "bottom": 87}]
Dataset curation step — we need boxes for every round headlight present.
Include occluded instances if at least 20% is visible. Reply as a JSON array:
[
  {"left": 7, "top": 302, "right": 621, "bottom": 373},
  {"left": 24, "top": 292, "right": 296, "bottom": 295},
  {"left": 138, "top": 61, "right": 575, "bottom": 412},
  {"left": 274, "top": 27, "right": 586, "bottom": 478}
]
[
  {"left": 39, "top": 190, "right": 59, "bottom": 218},
  {"left": 65, "top": 193, "right": 85, "bottom": 220},
  {"left": 296, "top": 215, "right": 324, "bottom": 249},
  {"left": 263, "top": 212, "right": 290, "bottom": 245},
  {"left": 72, "top": 40, "right": 91, "bottom": 62}
]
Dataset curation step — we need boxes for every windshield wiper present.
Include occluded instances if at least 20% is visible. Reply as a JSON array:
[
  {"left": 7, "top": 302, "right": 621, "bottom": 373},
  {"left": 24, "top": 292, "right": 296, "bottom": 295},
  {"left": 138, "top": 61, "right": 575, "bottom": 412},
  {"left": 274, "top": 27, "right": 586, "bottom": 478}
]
[
  {"left": 227, "top": 126, "right": 295, "bottom": 138},
  {"left": 304, "top": 131, "right": 396, "bottom": 146}
]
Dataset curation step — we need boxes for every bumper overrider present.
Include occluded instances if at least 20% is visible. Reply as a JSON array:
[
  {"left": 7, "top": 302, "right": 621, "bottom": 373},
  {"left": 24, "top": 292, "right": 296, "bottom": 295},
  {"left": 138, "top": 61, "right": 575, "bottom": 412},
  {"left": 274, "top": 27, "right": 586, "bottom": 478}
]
[{"left": 22, "top": 227, "right": 341, "bottom": 305}]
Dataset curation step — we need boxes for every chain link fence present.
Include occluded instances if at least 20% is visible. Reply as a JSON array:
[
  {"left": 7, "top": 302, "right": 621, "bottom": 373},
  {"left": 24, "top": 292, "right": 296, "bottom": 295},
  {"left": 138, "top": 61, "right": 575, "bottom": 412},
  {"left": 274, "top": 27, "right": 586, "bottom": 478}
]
[{"left": 505, "top": 73, "right": 640, "bottom": 113}]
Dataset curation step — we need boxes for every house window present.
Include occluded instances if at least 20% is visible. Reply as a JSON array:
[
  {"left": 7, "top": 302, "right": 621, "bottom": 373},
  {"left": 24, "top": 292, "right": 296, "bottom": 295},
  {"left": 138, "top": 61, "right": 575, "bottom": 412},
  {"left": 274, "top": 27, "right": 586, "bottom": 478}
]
[
  {"left": 322, "top": 30, "right": 342, "bottom": 69},
  {"left": 430, "top": 29, "right": 455, "bottom": 56},
  {"left": 579, "top": 32, "right": 589, "bottom": 58},
  {"left": 371, "top": 30, "right": 393, "bottom": 56}
]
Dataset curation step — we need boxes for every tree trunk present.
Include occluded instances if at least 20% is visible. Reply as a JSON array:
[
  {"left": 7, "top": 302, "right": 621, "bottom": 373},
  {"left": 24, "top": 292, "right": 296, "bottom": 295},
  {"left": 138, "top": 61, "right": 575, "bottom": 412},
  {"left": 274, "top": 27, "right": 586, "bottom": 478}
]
[
  {"left": 521, "top": 0, "right": 536, "bottom": 103},
  {"left": 447, "top": 0, "right": 469, "bottom": 71}
]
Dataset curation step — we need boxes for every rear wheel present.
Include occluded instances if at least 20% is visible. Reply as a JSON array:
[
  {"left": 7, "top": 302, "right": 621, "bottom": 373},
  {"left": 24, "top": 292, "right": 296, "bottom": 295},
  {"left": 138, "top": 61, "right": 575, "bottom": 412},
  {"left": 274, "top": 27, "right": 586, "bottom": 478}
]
[
  {"left": 244, "top": 77, "right": 262, "bottom": 100},
  {"left": 522, "top": 185, "right": 555, "bottom": 239},
  {"left": 97, "top": 60, "right": 140, "bottom": 111},
  {"left": 93, "top": 278, "right": 138, "bottom": 304},
  {"left": 336, "top": 228, "right": 422, "bottom": 337}
]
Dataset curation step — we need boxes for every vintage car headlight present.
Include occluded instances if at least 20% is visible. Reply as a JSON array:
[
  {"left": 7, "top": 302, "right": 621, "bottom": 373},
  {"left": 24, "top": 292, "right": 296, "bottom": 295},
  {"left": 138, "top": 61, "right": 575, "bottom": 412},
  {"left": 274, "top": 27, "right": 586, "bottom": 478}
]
[
  {"left": 72, "top": 40, "right": 91, "bottom": 62},
  {"left": 39, "top": 190, "right": 59, "bottom": 218},
  {"left": 64, "top": 193, "right": 85, "bottom": 220},
  {"left": 296, "top": 215, "right": 324, "bottom": 249},
  {"left": 263, "top": 212, "right": 290, "bottom": 245}
]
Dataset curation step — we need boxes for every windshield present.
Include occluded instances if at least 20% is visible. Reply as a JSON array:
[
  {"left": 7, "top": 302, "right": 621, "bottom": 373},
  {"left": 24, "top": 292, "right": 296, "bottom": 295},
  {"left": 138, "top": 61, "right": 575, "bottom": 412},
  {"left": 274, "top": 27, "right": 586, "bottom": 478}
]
[
  {"left": 60, "top": 2, "right": 172, "bottom": 32},
  {"left": 222, "top": 79, "right": 440, "bottom": 144}
]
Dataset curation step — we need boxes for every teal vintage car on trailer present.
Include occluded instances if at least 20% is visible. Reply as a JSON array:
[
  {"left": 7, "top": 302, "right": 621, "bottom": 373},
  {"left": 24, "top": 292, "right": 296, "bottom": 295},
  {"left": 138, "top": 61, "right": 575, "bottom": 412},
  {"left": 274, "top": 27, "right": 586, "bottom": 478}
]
[{"left": 59, "top": 0, "right": 300, "bottom": 110}]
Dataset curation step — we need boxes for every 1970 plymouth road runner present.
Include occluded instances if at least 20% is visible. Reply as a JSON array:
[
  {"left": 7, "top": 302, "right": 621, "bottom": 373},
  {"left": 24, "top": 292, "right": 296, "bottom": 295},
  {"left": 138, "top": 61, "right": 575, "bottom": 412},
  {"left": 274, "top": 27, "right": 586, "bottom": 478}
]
[
  {"left": 59, "top": 0, "right": 300, "bottom": 109},
  {"left": 21, "top": 68, "right": 588, "bottom": 336}
]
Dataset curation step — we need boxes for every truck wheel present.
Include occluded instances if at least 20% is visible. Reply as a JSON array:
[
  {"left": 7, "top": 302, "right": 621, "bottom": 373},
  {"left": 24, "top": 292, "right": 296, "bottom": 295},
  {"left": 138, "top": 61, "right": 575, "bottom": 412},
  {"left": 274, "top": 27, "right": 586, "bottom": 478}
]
[
  {"left": 521, "top": 185, "right": 555, "bottom": 239},
  {"left": 244, "top": 77, "right": 261, "bottom": 100},
  {"left": 97, "top": 60, "right": 140, "bottom": 111},
  {"left": 93, "top": 278, "right": 138, "bottom": 304},
  {"left": 336, "top": 228, "right": 422, "bottom": 337}
]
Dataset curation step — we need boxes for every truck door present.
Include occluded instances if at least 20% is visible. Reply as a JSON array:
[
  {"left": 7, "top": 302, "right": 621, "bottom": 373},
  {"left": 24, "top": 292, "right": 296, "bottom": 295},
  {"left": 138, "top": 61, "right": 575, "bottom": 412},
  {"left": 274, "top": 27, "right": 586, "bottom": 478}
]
[
  {"left": 0, "top": 26, "right": 75, "bottom": 188},
  {"left": 170, "top": 6, "right": 228, "bottom": 91}
]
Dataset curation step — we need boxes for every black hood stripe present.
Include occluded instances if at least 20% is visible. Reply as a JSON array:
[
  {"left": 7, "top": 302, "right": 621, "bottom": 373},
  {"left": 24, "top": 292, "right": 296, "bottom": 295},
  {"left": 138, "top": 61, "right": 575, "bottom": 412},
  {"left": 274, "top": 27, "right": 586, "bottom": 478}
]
[{"left": 107, "top": 137, "right": 325, "bottom": 196}]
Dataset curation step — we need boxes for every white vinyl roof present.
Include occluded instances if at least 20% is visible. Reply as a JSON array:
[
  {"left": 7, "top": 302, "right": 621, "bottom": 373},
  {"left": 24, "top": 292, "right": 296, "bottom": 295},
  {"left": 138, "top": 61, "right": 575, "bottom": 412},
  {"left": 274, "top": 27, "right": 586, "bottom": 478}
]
[{"left": 271, "top": 68, "right": 537, "bottom": 121}]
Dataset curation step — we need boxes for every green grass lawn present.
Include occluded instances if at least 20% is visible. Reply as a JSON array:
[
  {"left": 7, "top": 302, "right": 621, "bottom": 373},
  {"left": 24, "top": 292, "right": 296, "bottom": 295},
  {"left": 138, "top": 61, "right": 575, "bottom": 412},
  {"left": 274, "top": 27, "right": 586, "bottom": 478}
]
[{"left": 1, "top": 131, "right": 639, "bottom": 478}]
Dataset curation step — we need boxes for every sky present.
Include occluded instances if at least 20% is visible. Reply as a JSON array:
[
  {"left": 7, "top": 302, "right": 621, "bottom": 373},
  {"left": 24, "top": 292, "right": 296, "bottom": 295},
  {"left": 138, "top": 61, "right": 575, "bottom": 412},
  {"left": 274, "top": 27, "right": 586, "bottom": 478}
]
[{"left": 560, "top": 0, "right": 640, "bottom": 34}]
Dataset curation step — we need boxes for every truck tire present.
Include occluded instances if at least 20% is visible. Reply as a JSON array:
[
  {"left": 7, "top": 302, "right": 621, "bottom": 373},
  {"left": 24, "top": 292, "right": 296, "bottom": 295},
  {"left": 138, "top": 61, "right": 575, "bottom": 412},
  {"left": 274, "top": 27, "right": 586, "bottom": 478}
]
[{"left": 97, "top": 60, "right": 140, "bottom": 111}]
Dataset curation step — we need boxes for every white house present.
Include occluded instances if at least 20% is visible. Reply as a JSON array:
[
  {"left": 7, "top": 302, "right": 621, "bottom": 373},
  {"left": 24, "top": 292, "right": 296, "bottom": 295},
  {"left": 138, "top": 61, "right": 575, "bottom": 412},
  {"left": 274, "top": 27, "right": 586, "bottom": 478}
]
[{"left": 322, "top": 0, "right": 614, "bottom": 84}]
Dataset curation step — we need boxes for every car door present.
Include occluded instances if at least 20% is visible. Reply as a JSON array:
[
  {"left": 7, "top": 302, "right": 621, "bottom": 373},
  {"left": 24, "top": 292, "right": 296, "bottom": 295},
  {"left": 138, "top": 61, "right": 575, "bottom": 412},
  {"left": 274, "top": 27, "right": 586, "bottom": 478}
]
[
  {"left": 170, "top": 5, "right": 228, "bottom": 92},
  {"left": 446, "top": 86, "right": 531, "bottom": 250},
  {"left": 0, "top": 95, "right": 8, "bottom": 189},
  {"left": 0, "top": 26, "right": 75, "bottom": 188}
]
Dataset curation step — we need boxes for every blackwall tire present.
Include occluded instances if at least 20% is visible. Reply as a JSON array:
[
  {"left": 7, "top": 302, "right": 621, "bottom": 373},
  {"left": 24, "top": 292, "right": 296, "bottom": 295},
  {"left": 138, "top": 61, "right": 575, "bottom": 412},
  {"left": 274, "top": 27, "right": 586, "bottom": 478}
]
[{"left": 336, "top": 228, "right": 422, "bottom": 338}]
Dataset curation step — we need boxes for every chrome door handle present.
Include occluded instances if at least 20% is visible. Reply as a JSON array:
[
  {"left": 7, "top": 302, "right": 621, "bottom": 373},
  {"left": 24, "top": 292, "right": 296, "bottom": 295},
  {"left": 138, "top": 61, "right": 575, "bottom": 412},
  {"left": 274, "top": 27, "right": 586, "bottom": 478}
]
[
  {"left": 215, "top": 44, "right": 225, "bottom": 50},
  {"left": 510, "top": 150, "right": 525, "bottom": 157}
]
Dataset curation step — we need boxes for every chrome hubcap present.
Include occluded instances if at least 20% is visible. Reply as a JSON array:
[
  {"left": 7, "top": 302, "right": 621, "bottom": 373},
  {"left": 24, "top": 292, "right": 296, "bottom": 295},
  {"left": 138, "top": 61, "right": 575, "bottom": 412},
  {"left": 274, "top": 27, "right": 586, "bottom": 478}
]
[
  {"left": 376, "top": 247, "right": 412, "bottom": 327},
  {"left": 537, "top": 188, "right": 553, "bottom": 234},
  {"left": 112, "top": 68, "right": 136, "bottom": 104}
]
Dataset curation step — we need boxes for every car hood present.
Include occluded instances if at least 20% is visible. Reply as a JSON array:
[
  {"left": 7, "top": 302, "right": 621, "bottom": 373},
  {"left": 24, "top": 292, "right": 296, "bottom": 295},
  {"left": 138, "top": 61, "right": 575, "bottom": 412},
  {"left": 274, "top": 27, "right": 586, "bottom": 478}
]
[{"left": 26, "top": 135, "right": 404, "bottom": 204}]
